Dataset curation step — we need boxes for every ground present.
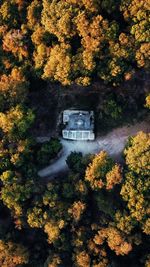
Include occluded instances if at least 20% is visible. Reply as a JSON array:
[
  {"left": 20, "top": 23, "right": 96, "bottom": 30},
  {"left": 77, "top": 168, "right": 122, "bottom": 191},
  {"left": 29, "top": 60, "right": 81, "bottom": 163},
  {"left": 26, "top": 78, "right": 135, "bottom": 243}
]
[
  {"left": 29, "top": 70, "right": 149, "bottom": 137},
  {"left": 38, "top": 118, "right": 150, "bottom": 179}
]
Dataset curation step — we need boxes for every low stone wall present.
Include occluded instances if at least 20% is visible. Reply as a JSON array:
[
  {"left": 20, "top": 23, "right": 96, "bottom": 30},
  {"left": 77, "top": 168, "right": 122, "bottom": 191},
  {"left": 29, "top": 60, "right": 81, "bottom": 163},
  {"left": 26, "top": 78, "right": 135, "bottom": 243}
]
[
  {"left": 36, "top": 136, "right": 51, "bottom": 143},
  {"left": 49, "top": 148, "right": 63, "bottom": 165}
]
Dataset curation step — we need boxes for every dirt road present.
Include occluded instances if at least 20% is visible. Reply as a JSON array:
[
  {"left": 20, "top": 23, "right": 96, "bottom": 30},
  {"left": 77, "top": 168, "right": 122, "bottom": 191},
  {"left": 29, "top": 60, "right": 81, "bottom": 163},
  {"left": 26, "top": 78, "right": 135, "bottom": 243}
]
[{"left": 38, "top": 120, "right": 150, "bottom": 178}]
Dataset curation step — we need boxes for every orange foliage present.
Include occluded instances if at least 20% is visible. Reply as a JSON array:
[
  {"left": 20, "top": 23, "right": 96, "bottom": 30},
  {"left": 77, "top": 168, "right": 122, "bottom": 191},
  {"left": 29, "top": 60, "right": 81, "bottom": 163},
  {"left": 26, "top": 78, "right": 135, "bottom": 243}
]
[
  {"left": 3, "top": 29, "right": 28, "bottom": 58},
  {"left": 76, "top": 251, "right": 91, "bottom": 267},
  {"left": 68, "top": 201, "right": 86, "bottom": 222},
  {"left": 85, "top": 151, "right": 122, "bottom": 190},
  {"left": 94, "top": 226, "right": 132, "bottom": 256}
]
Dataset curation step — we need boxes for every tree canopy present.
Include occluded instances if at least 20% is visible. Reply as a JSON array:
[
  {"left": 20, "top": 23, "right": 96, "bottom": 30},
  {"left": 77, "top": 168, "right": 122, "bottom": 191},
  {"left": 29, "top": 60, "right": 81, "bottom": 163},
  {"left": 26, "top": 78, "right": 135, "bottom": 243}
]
[{"left": 0, "top": 0, "right": 149, "bottom": 86}]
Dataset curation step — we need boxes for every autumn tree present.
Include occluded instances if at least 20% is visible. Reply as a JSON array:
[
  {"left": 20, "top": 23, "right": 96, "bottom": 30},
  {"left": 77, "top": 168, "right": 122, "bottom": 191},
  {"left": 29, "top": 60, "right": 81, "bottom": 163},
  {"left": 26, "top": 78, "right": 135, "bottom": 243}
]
[
  {"left": 0, "top": 67, "right": 29, "bottom": 110},
  {"left": 115, "top": 132, "right": 150, "bottom": 235},
  {"left": 44, "top": 253, "right": 62, "bottom": 267},
  {"left": 85, "top": 151, "right": 122, "bottom": 190},
  {"left": 124, "top": 131, "right": 150, "bottom": 175},
  {"left": 121, "top": 0, "right": 150, "bottom": 68},
  {"left": 27, "top": 0, "right": 42, "bottom": 30},
  {"left": 0, "top": 170, "right": 34, "bottom": 218},
  {"left": 43, "top": 43, "right": 72, "bottom": 85},
  {"left": 2, "top": 29, "right": 28, "bottom": 59},
  {"left": 41, "top": 0, "right": 76, "bottom": 42},
  {"left": 0, "top": 240, "right": 29, "bottom": 267},
  {"left": 145, "top": 94, "right": 150, "bottom": 109},
  {"left": 94, "top": 226, "right": 132, "bottom": 256},
  {"left": 0, "top": 105, "right": 35, "bottom": 139},
  {"left": 0, "top": 1, "right": 18, "bottom": 27}
]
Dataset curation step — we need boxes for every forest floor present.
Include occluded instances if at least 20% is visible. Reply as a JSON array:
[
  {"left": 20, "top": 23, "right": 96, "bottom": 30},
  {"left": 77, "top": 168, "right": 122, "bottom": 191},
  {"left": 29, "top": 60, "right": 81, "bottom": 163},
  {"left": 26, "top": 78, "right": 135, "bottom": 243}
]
[{"left": 38, "top": 118, "right": 150, "bottom": 179}]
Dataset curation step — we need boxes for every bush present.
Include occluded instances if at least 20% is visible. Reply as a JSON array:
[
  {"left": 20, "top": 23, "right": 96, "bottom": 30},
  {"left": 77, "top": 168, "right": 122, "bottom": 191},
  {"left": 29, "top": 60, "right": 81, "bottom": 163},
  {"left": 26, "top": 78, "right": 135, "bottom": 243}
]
[
  {"left": 37, "top": 138, "right": 62, "bottom": 167},
  {"left": 103, "top": 99, "right": 122, "bottom": 120},
  {"left": 66, "top": 152, "right": 92, "bottom": 174}
]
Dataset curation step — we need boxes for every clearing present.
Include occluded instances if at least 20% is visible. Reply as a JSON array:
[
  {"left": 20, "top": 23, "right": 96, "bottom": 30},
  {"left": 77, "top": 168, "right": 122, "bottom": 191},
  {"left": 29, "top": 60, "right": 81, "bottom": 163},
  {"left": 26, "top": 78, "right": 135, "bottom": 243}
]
[{"left": 38, "top": 119, "right": 150, "bottom": 178}]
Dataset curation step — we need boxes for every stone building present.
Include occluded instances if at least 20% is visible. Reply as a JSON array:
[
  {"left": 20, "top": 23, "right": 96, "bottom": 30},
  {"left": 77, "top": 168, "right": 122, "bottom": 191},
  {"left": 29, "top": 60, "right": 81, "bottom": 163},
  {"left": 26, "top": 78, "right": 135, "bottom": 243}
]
[{"left": 62, "top": 110, "right": 95, "bottom": 140}]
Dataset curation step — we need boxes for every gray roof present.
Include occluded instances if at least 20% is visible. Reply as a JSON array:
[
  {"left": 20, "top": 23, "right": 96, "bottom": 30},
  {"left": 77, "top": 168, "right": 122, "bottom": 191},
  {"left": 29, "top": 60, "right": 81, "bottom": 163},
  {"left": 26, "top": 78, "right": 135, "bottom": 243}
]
[{"left": 62, "top": 110, "right": 95, "bottom": 140}]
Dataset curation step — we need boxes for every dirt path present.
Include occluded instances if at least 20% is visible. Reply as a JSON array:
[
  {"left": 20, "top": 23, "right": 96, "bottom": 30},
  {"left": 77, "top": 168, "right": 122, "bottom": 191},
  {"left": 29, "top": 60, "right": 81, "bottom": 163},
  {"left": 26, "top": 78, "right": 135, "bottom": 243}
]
[{"left": 38, "top": 120, "right": 150, "bottom": 178}]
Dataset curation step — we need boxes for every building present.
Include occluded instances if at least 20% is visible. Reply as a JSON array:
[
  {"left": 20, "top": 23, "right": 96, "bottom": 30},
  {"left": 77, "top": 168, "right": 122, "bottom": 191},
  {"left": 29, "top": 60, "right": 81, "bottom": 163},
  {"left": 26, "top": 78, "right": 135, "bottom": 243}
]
[{"left": 62, "top": 110, "right": 95, "bottom": 140}]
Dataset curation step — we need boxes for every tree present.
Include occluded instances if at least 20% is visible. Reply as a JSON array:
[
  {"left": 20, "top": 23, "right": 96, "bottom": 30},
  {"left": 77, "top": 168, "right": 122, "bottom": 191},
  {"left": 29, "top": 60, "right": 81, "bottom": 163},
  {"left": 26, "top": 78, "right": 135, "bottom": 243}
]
[
  {"left": 27, "top": 0, "right": 42, "bottom": 30},
  {"left": 124, "top": 131, "right": 150, "bottom": 175},
  {"left": 145, "top": 94, "right": 150, "bottom": 109},
  {"left": 75, "top": 251, "right": 91, "bottom": 267},
  {"left": 0, "top": 170, "right": 34, "bottom": 217},
  {"left": 121, "top": 0, "right": 150, "bottom": 69},
  {"left": 120, "top": 171, "right": 149, "bottom": 232},
  {"left": 0, "top": 240, "right": 29, "bottom": 267},
  {"left": 68, "top": 201, "right": 86, "bottom": 223},
  {"left": 27, "top": 206, "right": 46, "bottom": 228},
  {"left": 115, "top": 132, "right": 150, "bottom": 235},
  {"left": 103, "top": 98, "right": 122, "bottom": 120},
  {"left": 44, "top": 253, "right": 62, "bottom": 267},
  {"left": 43, "top": 43, "right": 72, "bottom": 85},
  {"left": 2, "top": 29, "right": 28, "bottom": 59},
  {"left": 94, "top": 226, "right": 132, "bottom": 256},
  {"left": 0, "top": 67, "right": 29, "bottom": 110},
  {"left": 0, "top": 105, "right": 35, "bottom": 139},
  {"left": 41, "top": 0, "right": 76, "bottom": 42},
  {"left": 44, "top": 220, "right": 62, "bottom": 244},
  {"left": 66, "top": 152, "right": 92, "bottom": 174},
  {"left": 85, "top": 151, "right": 122, "bottom": 190},
  {"left": 37, "top": 138, "right": 62, "bottom": 167},
  {"left": 0, "top": 1, "right": 18, "bottom": 27}
]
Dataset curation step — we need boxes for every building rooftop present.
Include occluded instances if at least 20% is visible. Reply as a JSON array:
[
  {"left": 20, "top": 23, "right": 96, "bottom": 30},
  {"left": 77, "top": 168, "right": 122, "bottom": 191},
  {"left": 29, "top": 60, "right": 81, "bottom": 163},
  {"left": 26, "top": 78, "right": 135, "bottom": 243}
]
[{"left": 62, "top": 110, "right": 95, "bottom": 140}]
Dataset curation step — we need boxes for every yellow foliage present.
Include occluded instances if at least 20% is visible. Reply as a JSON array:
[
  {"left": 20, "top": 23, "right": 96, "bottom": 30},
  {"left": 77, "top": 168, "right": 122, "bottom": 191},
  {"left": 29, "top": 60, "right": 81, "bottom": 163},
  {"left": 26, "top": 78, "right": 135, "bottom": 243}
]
[
  {"left": 0, "top": 106, "right": 23, "bottom": 134},
  {"left": 106, "top": 164, "right": 122, "bottom": 190},
  {"left": 0, "top": 240, "right": 29, "bottom": 267},
  {"left": 136, "top": 43, "right": 150, "bottom": 68},
  {"left": 75, "top": 180, "right": 88, "bottom": 195},
  {"left": 115, "top": 211, "right": 134, "bottom": 234},
  {"left": 3, "top": 29, "right": 28, "bottom": 58},
  {"left": 145, "top": 95, "right": 150, "bottom": 109},
  {"left": 46, "top": 254, "right": 62, "bottom": 267},
  {"left": 0, "top": 67, "right": 28, "bottom": 104},
  {"left": 44, "top": 220, "right": 60, "bottom": 244},
  {"left": 85, "top": 151, "right": 108, "bottom": 189},
  {"left": 68, "top": 201, "right": 86, "bottom": 222},
  {"left": 34, "top": 44, "right": 50, "bottom": 69},
  {"left": 43, "top": 43, "right": 71, "bottom": 85},
  {"left": 94, "top": 227, "right": 132, "bottom": 256},
  {"left": 76, "top": 251, "right": 91, "bottom": 267},
  {"left": 42, "top": 0, "right": 76, "bottom": 42},
  {"left": 75, "top": 13, "right": 108, "bottom": 71},
  {"left": 124, "top": 131, "right": 150, "bottom": 175},
  {"left": 27, "top": 0, "right": 41, "bottom": 29},
  {"left": 143, "top": 218, "right": 150, "bottom": 235},
  {"left": 145, "top": 254, "right": 150, "bottom": 267},
  {"left": 75, "top": 76, "right": 91, "bottom": 86},
  {"left": 85, "top": 151, "right": 122, "bottom": 190},
  {"left": 31, "top": 25, "right": 45, "bottom": 45},
  {"left": 92, "top": 259, "right": 108, "bottom": 267}
]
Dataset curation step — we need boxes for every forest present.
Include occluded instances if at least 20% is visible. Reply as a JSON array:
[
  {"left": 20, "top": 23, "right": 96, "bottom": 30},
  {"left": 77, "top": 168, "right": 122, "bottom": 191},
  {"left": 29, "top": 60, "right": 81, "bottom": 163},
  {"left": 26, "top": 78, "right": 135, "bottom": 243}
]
[{"left": 0, "top": 0, "right": 150, "bottom": 266}]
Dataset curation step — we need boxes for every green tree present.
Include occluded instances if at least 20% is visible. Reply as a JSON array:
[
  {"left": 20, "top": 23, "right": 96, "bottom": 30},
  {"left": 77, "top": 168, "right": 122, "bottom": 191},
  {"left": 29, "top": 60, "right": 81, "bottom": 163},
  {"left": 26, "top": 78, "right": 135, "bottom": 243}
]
[{"left": 0, "top": 105, "right": 35, "bottom": 139}]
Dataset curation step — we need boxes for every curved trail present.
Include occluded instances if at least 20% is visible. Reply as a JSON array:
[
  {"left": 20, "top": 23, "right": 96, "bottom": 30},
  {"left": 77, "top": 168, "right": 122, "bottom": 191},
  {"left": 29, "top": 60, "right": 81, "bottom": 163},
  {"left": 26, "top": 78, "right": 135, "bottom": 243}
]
[{"left": 38, "top": 120, "right": 150, "bottom": 178}]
